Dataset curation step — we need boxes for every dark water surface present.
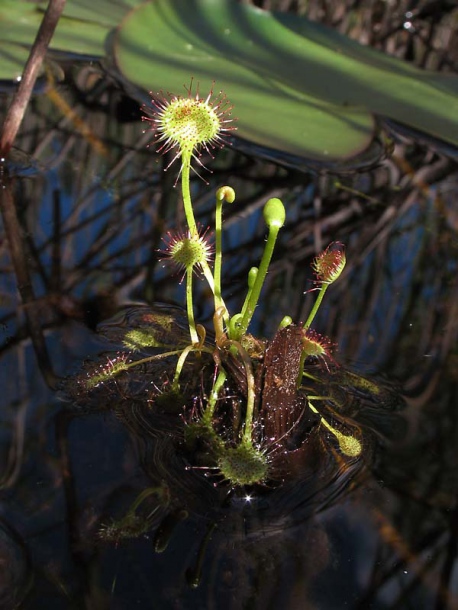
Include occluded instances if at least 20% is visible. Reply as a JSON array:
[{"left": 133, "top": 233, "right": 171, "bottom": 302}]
[{"left": 1, "top": 63, "right": 458, "bottom": 610}]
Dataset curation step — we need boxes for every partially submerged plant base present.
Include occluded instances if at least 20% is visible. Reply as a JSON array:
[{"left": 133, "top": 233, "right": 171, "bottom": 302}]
[{"left": 217, "top": 443, "right": 269, "bottom": 487}]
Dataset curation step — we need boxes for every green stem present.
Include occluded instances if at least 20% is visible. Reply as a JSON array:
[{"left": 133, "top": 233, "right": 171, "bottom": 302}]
[
  {"left": 202, "top": 368, "right": 227, "bottom": 425},
  {"left": 186, "top": 266, "right": 199, "bottom": 344},
  {"left": 304, "top": 283, "right": 328, "bottom": 329},
  {"left": 214, "top": 194, "right": 223, "bottom": 313},
  {"left": 238, "top": 267, "right": 258, "bottom": 324},
  {"left": 219, "top": 339, "right": 256, "bottom": 445},
  {"left": 172, "top": 344, "right": 196, "bottom": 390},
  {"left": 213, "top": 187, "right": 235, "bottom": 319},
  {"left": 236, "top": 225, "right": 280, "bottom": 339},
  {"left": 181, "top": 151, "right": 197, "bottom": 235},
  {"left": 181, "top": 152, "right": 217, "bottom": 297},
  {"left": 201, "top": 261, "right": 217, "bottom": 298},
  {"left": 241, "top": 358, "right": 256, "bottom": 446},
  {"left": 296, "top": 350, "right": 307, "bottom": 389},
  {"left": 298, "top": 284, "right": 329, "bottom": 385}
]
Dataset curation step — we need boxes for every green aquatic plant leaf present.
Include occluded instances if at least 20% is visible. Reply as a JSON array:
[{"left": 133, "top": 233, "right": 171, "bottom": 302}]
[
  {"left": 0, "top": 1, "right": 106, "bottom": 59},
  {"left": 113, "top": 0, "right": 458, "bottom": 162},
  {"left": 0, "top": 0, "right": 141, "bottom": 76},
  {"left": 113, "top": 0, "right": 375, "bottom": 162},
  {"left": 2, "top": 0, "right": 458, "bottom": 163},
  {"left": 0, "top": 41, "right": 35, "bottom": 82}
]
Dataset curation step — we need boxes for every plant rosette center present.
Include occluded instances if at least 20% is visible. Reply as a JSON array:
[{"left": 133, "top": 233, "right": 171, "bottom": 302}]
[
  {"left": 165, "top": 230, "right": 212, "bottom": 271},
  {"left": 217, "top": 443, "right": 268, "bottom": 487},
  {"left": 160, "top": 98, "right": 221, "bottom": 153}
]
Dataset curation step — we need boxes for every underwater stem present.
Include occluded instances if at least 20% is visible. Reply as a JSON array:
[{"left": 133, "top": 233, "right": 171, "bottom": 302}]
[
  {"left": 308, "top": 399, "right": 362, "bottom": 457},
  {"left": 172, "top": 344, "right": 197, "bottom": 390},
  {"left": 128, "top": 487, "right": 164, "bottom": 514}
]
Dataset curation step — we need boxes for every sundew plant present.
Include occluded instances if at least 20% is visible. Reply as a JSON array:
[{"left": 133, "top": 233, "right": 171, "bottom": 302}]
[
  {"left": 142, "top": 82, "right": 359, "bottom": 486},
  {"left": 77, "top": 82, "right": 366, "bottom": 490}
]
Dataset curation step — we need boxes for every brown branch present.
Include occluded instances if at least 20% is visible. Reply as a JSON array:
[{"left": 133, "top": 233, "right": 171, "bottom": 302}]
[{"left": 0, "top": 0, "right": 66, "bottom": 156}]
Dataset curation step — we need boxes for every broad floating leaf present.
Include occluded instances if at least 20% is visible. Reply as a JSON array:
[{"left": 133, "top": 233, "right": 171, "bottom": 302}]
[
  {"left": 0, "top": 0, "right": 140, "bottom": 79},
  {"left": 2, "top": 0, "right": 458, "bottom": 163},
  {"left": 113, "top": 0, "right": 458, "bottom": 162}
]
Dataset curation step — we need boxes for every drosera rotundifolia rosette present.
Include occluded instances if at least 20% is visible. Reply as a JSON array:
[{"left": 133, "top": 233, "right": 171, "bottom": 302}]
[
  {"left": 141, "top": 81, "right": 361, "bottom": 486},
  {"left": 62, "top": 80, "right": 364, "bottom": 493},
  {"left": 62, "top": 79, "right": 370, "bottom": 496}
]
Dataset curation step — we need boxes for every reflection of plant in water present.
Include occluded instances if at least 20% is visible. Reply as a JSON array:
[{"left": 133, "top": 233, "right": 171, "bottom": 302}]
[
  {"left": 98, "top": 485, "right": 170, "bottom": 543},
  {"left": 66, "top": 82, "right": 381, "bottom": 492}
]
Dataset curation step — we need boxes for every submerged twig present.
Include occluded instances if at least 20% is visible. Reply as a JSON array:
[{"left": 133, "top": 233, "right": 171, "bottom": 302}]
[{"left": 0, "top": 170, "right": 57, "bottom": 388}]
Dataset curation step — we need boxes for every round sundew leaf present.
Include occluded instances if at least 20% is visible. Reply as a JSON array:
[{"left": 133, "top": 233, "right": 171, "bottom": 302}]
[{"left": 113, "top": 0, "right": 458, "bottom": 163}]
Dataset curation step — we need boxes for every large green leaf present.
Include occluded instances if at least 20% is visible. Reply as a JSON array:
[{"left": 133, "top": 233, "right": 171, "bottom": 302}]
[
  {"left": 113, "top": 0, "right": 458, "bottom": 162},
  {"left": 0, "top": 41, "right": 35, "bottom": 82},
  {"left": 0, "top": 0, "right": 141, "bottom": 78},
  {"left": 2, "top": 0, "right": 458, "bottom": 163},
  {"left": 0, "top": 1, "right": 105, "bottom": 59}
]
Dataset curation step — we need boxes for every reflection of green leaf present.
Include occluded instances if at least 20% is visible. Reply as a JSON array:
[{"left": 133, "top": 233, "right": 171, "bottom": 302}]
[{"left": 113, "top": 0, "right": 458, "bottom": 162}]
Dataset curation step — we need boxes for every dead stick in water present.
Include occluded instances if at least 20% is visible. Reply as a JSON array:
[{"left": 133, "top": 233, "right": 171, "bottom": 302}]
[{"left": 0, "top": 0, "right": 66, "bottom": 156}]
